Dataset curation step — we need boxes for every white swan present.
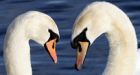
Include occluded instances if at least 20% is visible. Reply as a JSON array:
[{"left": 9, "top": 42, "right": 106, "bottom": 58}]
[
  {"left": 4, "top": 11, "right": 60, "bottom": 75},
  {"left": 71, "top": 2, "right": 140, "bottom": 75}
]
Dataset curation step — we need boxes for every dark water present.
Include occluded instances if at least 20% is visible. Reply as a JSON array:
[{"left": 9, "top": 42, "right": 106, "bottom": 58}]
[{"left": 0, "top": 0, "right": 140, "bottom": 75}]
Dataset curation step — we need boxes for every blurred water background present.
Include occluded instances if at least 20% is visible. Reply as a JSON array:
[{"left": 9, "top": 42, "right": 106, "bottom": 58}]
[{"left": 0, "top": 0, "right": 140, "bottom": 75}]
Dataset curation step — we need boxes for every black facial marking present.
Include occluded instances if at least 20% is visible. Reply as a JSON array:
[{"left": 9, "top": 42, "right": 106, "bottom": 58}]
[
  {"left": 71, "top": 28, "right": 90, "bottom": 51},
  {"left": 48, "top": 29, "right": 59, "bottom": 42}
]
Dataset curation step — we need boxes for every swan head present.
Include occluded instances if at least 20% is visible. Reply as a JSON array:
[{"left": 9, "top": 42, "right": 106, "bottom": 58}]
[
  {"left": 24, "top": 12, "right": 60, "bottom": 63},
  {"left": 29, "top": 27, "right": 59, "bottom": 64},
  {"left": 71, "top": 27, "right": 90, "bottom": 70},
  {"left": 43, "top": 29, "right": 59, "bottom": 64},
  {"left": 71, "top": 10, "right": 108, "bottom": 70}
]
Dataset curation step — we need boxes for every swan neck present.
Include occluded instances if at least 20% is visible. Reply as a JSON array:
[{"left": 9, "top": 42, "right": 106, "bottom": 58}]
[
  {"left": 4, "top": 32, "right": 32, "bottom": 75},
  {"left": 103, "top": 26, "right": 137, "bottom": 75}
]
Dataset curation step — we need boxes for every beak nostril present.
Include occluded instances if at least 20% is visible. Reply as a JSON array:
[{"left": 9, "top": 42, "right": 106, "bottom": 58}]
[
  {"left": 52, "top": 43, "right": 55, "bottom": 49},
  {"left": 78, "top": 44, "right": 82, "bottom": 52}
]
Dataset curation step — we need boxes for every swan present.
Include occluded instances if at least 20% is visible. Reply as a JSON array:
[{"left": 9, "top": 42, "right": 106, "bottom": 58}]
[
  {"left": 71, "top": 2, "right": 140, "bottom": 75},
  {"left": 4, "top": 11, "right": 60, "bottom": 75}
]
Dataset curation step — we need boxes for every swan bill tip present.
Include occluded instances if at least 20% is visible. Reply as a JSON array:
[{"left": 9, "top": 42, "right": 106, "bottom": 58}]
[
  {"left": 75, "top": 64, "right": 83, "bottom": 71},
  {"left": 54, "top": 59, "right": 57, "bottom": 64}
]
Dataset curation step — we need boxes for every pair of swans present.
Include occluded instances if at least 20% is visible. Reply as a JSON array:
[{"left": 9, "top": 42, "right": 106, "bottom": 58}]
[{"left": 4, "top": 1, "right": 140, "bottom": 75}]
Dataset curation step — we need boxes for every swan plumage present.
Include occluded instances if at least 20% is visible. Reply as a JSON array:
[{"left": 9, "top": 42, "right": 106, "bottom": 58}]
[
  {"left": 136, "top": 49, "right": 140, "bottom": 75},
  {"left": 71, "top": 2, "right": 140, "bottom": 75},
  {"left": 4, "top": 11, "right": 60, "bottom": 75}
]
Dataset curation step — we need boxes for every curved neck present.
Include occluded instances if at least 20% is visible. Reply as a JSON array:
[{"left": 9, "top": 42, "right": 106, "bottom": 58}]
[
  {"left": 4, "top": 31, "right": 32, "bottom": 75},
  {"left": 103, "top": 24, "right": 137, "bottom": 75}
]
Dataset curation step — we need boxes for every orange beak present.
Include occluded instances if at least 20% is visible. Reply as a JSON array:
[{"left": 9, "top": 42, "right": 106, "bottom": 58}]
[
  {"left": 45, "top": 39, "right": 57, "bottom": 64},
  {"left": 75, "top": 41, "right": 89, "bottom": 70}
]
